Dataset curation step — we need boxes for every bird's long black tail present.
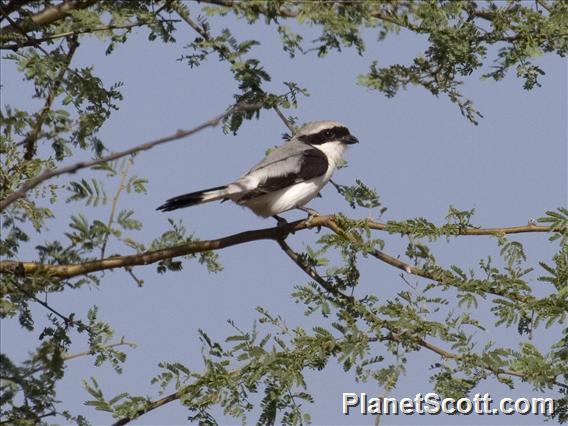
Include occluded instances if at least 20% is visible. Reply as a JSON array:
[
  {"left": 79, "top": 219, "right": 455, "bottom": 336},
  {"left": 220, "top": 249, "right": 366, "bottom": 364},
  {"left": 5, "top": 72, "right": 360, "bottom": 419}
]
[{"left": 157, "top": 185, "right": 230, "bottom": 212}]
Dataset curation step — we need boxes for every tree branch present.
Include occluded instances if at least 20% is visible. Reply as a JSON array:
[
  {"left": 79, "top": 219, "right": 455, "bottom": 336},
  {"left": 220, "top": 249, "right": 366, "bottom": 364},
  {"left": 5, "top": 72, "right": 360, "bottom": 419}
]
[
  {"left": 0, "top": 215, "right": 554, "bottom": 281},
  {"left": 108, "top": 234, "right": 567, "bottom": 424},
  {"left": 19, "top": 339, "right": 138, "bottom": 378},
  {"left": 111, "top": 238, "right": 346, "bottom": 426},
  {"left": 323, "top": 219, "right": 536, "bottom": 304},
  {"left": 365, "top": 220, "right": 553, "bottom": 236},
  {"left": 0, "top": 219, "right": 305, "bottom": 280},
  {"left": 111, "top": 389, "right": 183, "bottom": 426},
  {"left": 0, "top": 103, "right": 254, "bottom": 211},
  {"left": 112, "top": 365, "right": 245, "bottom": 425},
  {"left": 192, "top": 0, "right": 415, "bottom": 27},
  {"left": 273, "top": 105, "right": 296, "bottom": 134},
  {"left": 276, "top": 237, "right": 566, "bottom": 392},
  {"left": 22, "top": 35, "right": 79, "bottom": 160},
  {"left": 9, "top": 280, "right": 78, "bottom": 326},
  {"left": 0, "top": 21, "right": 174, "bottom": 50},
  {"left": 277, "top": 237, "right": 348, "bottom": 297},
  {"left": 188, "top": 0, "right": 295, "bottom": 17},
  {"left": 62, "top": 339, "right": 137, "bottom": 363},
  {"left": 536, "top": 0, "right": 552, "bottom": 12},
  {"left": 0, "top": 0, "right": 98, "bottom": 37},
  {"left": 0, "top": 0, "right": 35, "bottom": 21}
]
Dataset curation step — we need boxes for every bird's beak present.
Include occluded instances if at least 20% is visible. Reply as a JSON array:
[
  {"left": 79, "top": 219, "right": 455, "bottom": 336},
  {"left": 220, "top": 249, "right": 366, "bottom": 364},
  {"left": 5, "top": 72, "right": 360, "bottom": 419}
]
[{"left": 342, "top": 134, "right": 359, "bottom": 144}]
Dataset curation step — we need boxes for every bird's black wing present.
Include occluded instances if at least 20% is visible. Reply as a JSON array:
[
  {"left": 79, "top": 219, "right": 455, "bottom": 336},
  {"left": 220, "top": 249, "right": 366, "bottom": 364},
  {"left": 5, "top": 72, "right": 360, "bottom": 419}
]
[{"left": 239, "top": 148, "right": 328, "bottom": 201}]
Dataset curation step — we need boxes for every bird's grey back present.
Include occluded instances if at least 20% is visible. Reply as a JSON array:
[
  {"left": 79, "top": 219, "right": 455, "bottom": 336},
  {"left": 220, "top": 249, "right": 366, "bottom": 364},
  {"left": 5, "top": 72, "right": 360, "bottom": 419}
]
[
  {"left": 246, "top": 139, "right": 312, "bottom": 175},
  {"left": 244, "top": 120, "right": 346, "bottom": 176}
]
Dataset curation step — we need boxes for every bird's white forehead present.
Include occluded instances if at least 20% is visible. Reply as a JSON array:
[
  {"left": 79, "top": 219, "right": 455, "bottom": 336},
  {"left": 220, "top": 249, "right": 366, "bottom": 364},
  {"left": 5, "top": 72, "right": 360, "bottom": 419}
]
[{"left": 299, "top": 120, "right": 346, "bottom": 135}]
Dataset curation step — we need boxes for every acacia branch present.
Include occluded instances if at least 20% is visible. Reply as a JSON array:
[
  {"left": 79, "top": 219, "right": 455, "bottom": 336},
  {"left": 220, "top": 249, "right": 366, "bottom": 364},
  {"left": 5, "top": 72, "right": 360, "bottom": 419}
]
[
  {"left": 0, "top": 21, "right": 173, "bottom": 50},
  {"left": 0, "top": 219, "right": 306, "bottom": 281},
  {"left": 365, "top": 220, "right": 553, "bottom": 236},
  {"left": 324, "top": 219, "right": 536, "bottom": 304},
  {"left": 1, "top": 2, "right": 174, "bottom": 50},
  {"left": 0, "top": 215, "right": 555, "bottom": 281},
  {"left": 0, "top": 103, "right": 253, "bottom": 211},
  {"left": 0, "top": 0, "right": 35, "bottom": 21},
  {"left": 110, "top": 237, "right": 351, "bottom": 426},
  {"left": 9, "top": 280, "right": 79, "bottom": 326},
  {"left": 190, "top": 0, "right": 297, "bottom": 18},
  {"left": 536, "top": 0, "right": 552, "bottom": 12},
  {"left": 17, "top": 340, "right": 138, "bottom": 378},
  {"left": 62, "top": 339, "right": 137, "bottom": 363},
  {"left": 190, "top": 0, "right": 421, "bottom": 31},
  {"left": 109, "top": 234, "right": 566, "bottom": 424},
  {"left": 112, "top": 389, "right": 184, "bottom": 426},
  {"left": 22, "top": 35, "right": 78, "bottom": 160},
  {"left": 0, "top": 0, "right": 98, "bottom": 37},
  {"left": 273, "top": 106, "right": 296, "bottom": 133},
  {"left": 277, "top": 238, "right": 566, "bottom": 391},
  {"left": 112, "top": 364, "right": 244, "bottom": 425},
  {"left": 191, "top": 0, "right": 534, "bottom": 48},
  {"left": 277, "top": 238, "right": 335, "bottom": 293},
  {"left": 0, "top": 3, "right": 51, "bottom": 54}
]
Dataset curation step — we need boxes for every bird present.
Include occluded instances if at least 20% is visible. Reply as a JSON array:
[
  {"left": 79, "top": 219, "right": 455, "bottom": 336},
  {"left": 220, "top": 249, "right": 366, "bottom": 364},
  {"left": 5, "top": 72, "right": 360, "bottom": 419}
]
[{"left": 156, "top": 120, "right": 359, "bottom": 222}]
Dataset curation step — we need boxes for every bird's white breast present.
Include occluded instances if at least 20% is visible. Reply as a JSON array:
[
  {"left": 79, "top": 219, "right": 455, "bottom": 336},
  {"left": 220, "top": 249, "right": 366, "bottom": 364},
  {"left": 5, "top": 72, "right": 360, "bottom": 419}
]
[
  {"left": 240, "top": 141, "right": 347, "bottom": 217},
  {"left": 241, "top": 175, "right": 328, "bottom": 217}
]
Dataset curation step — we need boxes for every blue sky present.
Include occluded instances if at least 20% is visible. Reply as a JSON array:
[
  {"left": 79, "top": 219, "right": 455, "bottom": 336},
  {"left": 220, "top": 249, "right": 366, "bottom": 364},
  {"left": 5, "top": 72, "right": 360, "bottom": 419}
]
[{"left": 1, "top": 6, "right": 566, "bottom": 425}]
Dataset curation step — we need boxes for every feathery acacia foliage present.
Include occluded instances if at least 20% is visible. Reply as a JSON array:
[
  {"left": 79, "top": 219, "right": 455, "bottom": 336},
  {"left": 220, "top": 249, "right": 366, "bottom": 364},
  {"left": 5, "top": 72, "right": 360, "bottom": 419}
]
[{"left": 1, "top": 1, "right": 567, "bottom": 424}]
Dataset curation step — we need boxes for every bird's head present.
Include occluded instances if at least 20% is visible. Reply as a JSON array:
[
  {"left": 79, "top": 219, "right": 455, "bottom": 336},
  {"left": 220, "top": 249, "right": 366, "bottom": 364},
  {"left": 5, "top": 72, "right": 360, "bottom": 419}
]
[{"left": 295, "top": 120, "right": 359, "bottom": 146}]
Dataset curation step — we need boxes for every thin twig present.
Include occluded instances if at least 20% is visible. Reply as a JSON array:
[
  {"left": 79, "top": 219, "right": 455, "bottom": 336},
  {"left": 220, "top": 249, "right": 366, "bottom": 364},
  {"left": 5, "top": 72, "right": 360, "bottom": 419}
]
[
  {"left": 125, "top": 266, "right": 144, "bottom": 287},
  {"left": 273, "top": 106, "right": 296, "bottom": 134},
  {"left": 62, "top": 339, "right": 137, "bottom": 362},
  {"left": 365, "top": 220, "right": 554, "bottom": 235},
  {"left": 277, "top": 238, "right": 347, "bottom": 297},
  {"left": 100, "top": 158, "right": 133, "bottom": 259},
  {"left": 10, "top": 280, "right": 77, "bottom": 326},
  {"left": 0, "top": 102, "right": 255, "bottom": 211},
  {"left": 22, "top": 339, "right": 138, "bottom": 376}
]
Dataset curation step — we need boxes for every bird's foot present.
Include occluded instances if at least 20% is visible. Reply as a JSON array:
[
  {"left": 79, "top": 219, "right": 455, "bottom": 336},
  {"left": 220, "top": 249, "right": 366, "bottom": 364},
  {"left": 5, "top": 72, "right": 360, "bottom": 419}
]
[
  {"left": 273, "top": 214, "right": 288, "bottom": 226},
  {"left": 297, "top": 207, "right": 321, "bottom": 228},
  {"left": 273, "top": 215, "right": 295, "bottom": 235},
  {"left": 298, "top": 206, "right": 320, "bottom": 217}
]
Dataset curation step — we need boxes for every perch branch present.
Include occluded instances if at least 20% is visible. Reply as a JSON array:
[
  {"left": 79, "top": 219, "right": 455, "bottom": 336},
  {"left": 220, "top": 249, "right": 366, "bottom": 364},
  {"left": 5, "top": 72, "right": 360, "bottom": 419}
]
[{"left": 0, "top": 215, "right": 554, "bottom": 281}]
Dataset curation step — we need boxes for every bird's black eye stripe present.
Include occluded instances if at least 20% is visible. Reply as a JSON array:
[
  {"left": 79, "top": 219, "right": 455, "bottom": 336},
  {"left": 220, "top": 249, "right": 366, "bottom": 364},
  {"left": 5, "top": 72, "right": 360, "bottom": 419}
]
[{"left": 299, "top": 126, "right": 350, "bottom": 145}]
